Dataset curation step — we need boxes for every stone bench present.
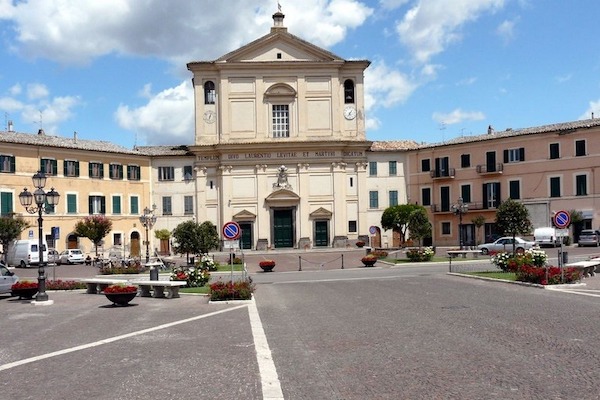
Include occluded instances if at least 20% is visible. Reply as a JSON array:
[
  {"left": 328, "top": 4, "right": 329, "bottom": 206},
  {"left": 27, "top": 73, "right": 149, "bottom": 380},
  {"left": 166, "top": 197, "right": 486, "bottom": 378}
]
[
  {"left": 447, "top": 250, "right": 482, "bottom": 259},
  {"left": 565, "top": 260, "right": 600, "bottom": 278},
  {"left": 128, "top": 280, "right": 187, "bottom": 299},
  {"left": 80, "top": 278, "right": 129, "bottom": 294}
]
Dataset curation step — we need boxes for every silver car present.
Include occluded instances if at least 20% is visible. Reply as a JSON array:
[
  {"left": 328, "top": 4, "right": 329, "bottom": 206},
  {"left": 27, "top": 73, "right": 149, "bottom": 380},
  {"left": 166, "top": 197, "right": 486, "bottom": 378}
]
[
  {"left": 578, "top": 230, "right": 600, "bottom": 247},
  {"left": 58, "top": 249, "right": 85, "bottom": 265},
  {"left": 477, "top": 236, "right": 538, "bottom": 255},
  {"left": 0, "top": 263, "right": 19, "bottom": 295}
]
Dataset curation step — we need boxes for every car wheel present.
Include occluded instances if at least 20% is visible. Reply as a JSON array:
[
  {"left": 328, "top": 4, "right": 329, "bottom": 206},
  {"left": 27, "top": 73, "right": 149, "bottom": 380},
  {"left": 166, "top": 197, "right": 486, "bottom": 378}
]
[{"left": 481, "top": 248, "right": 489, "bottom": 255}]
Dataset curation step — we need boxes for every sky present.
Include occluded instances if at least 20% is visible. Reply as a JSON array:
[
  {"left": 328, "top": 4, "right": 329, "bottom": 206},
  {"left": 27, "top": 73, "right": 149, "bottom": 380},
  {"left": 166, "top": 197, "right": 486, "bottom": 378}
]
[{"left": 1, "top": 0, "right": 600, "bottom": 148}]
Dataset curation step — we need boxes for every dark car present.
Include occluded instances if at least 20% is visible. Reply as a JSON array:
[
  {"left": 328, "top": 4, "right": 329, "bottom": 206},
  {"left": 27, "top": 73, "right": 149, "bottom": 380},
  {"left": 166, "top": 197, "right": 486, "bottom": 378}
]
[{"left": 578, "top": 230, "right": 600, "bottom": 247}]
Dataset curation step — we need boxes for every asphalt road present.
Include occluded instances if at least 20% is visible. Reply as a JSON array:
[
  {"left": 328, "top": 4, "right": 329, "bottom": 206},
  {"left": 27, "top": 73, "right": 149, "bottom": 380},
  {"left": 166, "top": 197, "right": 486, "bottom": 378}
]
[{"left": 2, "top": 246, "right": 600, "bottom": 399}]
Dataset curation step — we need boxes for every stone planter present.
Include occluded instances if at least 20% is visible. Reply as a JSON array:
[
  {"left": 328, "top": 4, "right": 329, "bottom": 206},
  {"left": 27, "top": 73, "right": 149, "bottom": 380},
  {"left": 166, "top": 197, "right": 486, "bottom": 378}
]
[
  {"left": 260, "top": 264, "right": 275, "bottom": 272},
  {"left": 11, "top": 287, "right": 38, "bottom": 300},
  {"left": 104, "top": 291, "right": 137, "bottom": 306}
]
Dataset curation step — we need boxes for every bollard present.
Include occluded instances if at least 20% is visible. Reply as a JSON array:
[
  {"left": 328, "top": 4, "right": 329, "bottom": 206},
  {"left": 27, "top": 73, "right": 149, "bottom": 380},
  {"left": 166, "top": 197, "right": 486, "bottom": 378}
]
[{"left": 150, "top": 265, "right": 159, "bottom": 281}]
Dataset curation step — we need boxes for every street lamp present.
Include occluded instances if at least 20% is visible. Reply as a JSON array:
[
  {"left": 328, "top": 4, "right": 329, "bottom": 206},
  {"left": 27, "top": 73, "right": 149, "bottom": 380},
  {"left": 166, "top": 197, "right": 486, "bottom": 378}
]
[
  {"left": 139, "top": 204, "right": 157, "bottom": 263},
  {"left": 451, "top": 197, "right": 468, "bottom": 249},
  {"left": 19, "top": 171, "right": 60, "bottom": 303}
]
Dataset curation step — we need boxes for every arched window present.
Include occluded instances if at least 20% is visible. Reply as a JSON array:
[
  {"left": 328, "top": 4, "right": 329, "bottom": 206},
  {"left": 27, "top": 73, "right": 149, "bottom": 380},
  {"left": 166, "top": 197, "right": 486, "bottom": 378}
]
[
  {"left": 344, "top": 79, "right": 354, "bottom": 104},
  {"left": 204, "top": 81, "right": 216, "bottom": 104}
]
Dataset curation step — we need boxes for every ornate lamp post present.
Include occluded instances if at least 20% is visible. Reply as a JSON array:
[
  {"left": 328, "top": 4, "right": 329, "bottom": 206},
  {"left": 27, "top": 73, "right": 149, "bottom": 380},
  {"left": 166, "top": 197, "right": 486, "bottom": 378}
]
[
  {"left": 19, "top": 171, "right": 60, "bottom": 303},
  {"left": 451, "top": 197, "right": 468, "bottom": 249},
  {"left": 139, "top": 205, "right": 157, "bottom": 263}
]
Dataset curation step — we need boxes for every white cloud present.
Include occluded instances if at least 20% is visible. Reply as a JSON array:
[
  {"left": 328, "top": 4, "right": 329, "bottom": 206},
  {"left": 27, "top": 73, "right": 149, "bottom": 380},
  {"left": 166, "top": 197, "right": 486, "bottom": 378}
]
[
  {"left": 9, "top": 84, "right": 22, "bottom": 96},
  {"left": 21, "top": 95, "right": 80, "bottom": 134},
  {"left": 115, "top": 80, "right": 194, "bottom": 145},
  {"left": 432, "top": 108, "right": 485, "bottom": 125},
  {"left": 27, "top": 83, "right": 49, "bottom": 100},
  {"left": 396, "top": 0, "right": 506, "bottom": 64},
  {"left": 0, "top": 96, "right": 23, "bottom": 112},
  {"left": 379, "top": 0, "right": 411, "bottom": 10},
  {"left": 365, "top": 60, "right": 418, "bottom": 111},
  {"left": 496, "top": 18, "right": 518, "bottom": 44},
  {"left": 579, "top": 100, "right": 600, "bottom": 120}
]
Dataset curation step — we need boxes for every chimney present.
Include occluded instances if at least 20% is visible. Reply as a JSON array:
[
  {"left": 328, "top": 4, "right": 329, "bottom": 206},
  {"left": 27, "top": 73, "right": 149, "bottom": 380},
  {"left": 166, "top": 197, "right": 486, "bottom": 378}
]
[
  {"left": 38, "top": 128, "right": 45, "bottom": 135},
  {"left": 487, "top": 125, "right": 494, "bottom": 135},
  {"left": 74, "top": 131, "right": 78, "bottom": 143},
  {"left": 7, "top": 120, "right": 13, "bottom": 132}
]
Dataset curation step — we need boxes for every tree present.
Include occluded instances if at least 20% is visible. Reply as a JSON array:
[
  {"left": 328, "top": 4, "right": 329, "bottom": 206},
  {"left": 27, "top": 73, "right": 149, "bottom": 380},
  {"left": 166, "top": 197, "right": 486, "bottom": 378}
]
[
  {"left": 198, "top": 221, "right": 219, "bottom": 254},
  {"left": 495, "top": 199, "right": 533, "bottom": 253},
  {"left": 0, "top": 215, "right": 30, "bottom": 261},
  {"left": 381, "top": 204, "right": 421, "bottom": 243},
  {"left": 154, "top": 228, "right": 171, "bottom": 255},
  {"left": 471, "top": 215, "right": 486, "bottom": 245},
  {"left": 408, "top": 207, "right": 431, "bottom": 247},
  {"left": 171, "top": 220, "right": 202, "bottom": 263},
  {"left": 74, "top": 215, "right": 113, "bottom": 256}
]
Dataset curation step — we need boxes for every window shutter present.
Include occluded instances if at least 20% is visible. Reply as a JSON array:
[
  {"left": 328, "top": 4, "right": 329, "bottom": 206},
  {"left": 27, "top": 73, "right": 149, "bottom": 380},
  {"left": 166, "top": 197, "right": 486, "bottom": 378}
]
[
  {"left": 100, "top": 197, "right": 106, "bottom": 214},
  {"left": 63, "top": 161, "right": 68, "bottom": 176},
  {"left": 482, "top": 184, "right": 488, "bottom": 209},
  {"left": 519, "top": 147, "right": 525, "bottom": 161},
  {"left": 503, "top": 150, "right": 508, "bottom": 163},
  {"left": 10, "top": 156, "right": 15, "bottom": 172},
  {"left": 75, "top": 161, "right": 80, "bottom": 177},
  {"left": 88, "top": 197, "right": 93, "bottom": 214}
]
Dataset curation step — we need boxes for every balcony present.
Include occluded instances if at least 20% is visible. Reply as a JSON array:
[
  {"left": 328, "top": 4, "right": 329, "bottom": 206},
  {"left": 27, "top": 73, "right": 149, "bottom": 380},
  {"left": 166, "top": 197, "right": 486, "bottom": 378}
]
[
  {"left": 430, "top": 202, "right": 491, "bottom": 213},
  {"left": 429, "top": 168, "right": 455, "bottom": 180},
  {"left": 476, "top": 163, "right": 503, "bottom": 174}
]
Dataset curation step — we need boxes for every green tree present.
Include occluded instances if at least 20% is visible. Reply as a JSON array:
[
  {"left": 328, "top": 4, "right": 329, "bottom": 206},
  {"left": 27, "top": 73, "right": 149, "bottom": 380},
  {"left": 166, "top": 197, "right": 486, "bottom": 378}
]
[
  {"left": 171, "top": 220, "right": 202, "bottom": 263},
  {"left": 0, "top": 215, "right": 30, "bottom": 261},
  {"left": 408, "top": 207, "right": 432, "bottom": 247},
  {"left": 471, "top": 215, "right": 486, "bottom": 245},
  {"left": 381, "top": 204, "right": 421, "bottom": 244},
  {"left": 198, "top": 221, "right": 219, "bottom": 254},
  {"left": 495, "top": 198, "right": 533, "bottom": 253},
  {"left": 74, "top": 215, "right": 113, "bottom": 256}
]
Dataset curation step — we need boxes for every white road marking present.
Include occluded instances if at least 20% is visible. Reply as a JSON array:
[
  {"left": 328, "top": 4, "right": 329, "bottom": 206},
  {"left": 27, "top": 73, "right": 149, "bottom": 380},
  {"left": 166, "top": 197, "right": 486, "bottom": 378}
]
[{"left": 0, "top": 305, "right": 246, "bottom": 372}]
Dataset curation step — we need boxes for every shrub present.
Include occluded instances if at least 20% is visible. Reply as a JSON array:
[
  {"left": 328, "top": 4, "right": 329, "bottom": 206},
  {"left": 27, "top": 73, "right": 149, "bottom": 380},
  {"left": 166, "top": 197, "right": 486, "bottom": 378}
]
[
  {"left": 516, "top": 265, "right": 580, "bottom": 285},
  {"left": 209, "top": 278, "right": 255, "bottom": 301},
  {"left": 406, "top": 247, "right": 434, "bottom": 262},
  {"left": 47, "top": 280, "right": 86, "bottom": 290},
  {"left": 11, "top": 280, "right": 38, "bottom": 290},
  {"left": 170, "top": 265, "right": 210, "bottom": 287},
  {"left": 370, "top": 250, "right": 388, "bottom": 258},
  {"left": 99, "top": 262, "right": 144, "bottom": 275},
  {"left": 197, "top": 253, "right": 217, "bottom": 271}
]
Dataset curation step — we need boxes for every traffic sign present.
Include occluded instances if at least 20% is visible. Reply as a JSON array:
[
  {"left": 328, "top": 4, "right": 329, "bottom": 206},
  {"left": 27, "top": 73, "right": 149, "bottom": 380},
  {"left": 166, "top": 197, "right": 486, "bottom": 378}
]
[
  {"left": 369, "top": 226, "right": 377, "bottom": 235},
  {"left": 222, "top": 221, "right": 241, "bottom": 240},
  {"left": 553, "top": 210, "right": 571, "bottom": 229}
]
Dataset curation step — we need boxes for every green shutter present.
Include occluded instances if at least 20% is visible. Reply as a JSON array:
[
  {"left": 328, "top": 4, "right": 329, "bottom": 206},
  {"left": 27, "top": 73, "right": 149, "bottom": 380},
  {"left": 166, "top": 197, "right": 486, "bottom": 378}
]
[
  {"left": 100, "top": 196, "right": 106, "bottom": 214},
  {"left": 112, "top": 196, "right": 121, "bottom": 214},
  {"left": 1, "top": 192, "right": 13, "bottom": 215},
  {"left": 67, "top": 194, "right": 77, "bottom": 213},
  {"left": 131, "top": 197, "right": 139, "bottom": 214}
]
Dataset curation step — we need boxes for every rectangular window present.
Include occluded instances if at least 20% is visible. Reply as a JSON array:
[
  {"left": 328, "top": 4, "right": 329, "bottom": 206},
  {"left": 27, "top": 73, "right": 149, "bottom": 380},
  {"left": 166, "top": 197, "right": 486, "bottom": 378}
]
[
  {"left": 127, "top": 165, "right": 141, "bottom": 181},
  {"left": 349, "top": 177, "right": 354, "bottom": 187},
  {"left": 550, "top": 177, "right": 561, "bottom": 198},
  {"left": 112, "top": 195, "right": 121, "bottom": 214},
  {"left": 63, "top": 160, "right": 80, "bottom": 177},
  {"left": 183, "top": 165, "right": 193, "bottom": 181},
  {"left": 369, "top": 191, "right": 379, "bottom": 209},
  {"left": 89, "top": 162, "right": 104, "bottom": 179},
  {"left": 388, "top": 161, "right": 397, "bottom": 176},
  {"left": 460, "top": 185, "right": 471, "bottom": 203},
  {"left": 483, "top": 182, "right": 501, "bottom": 209},
  {"left": 434, "top": 157, "right": 450, "bottom": 177},
  {"left": 576, "top": 174, "right": 587, "bottom": 196},
  {"left": 0, "top": 192, "right": 13, "bottom": 216},
  {"left": 109, "top": 163, "right": 123, "bottom": 180},
  {"left": 421, "top": 188, "right": 431, "bottom": 206},
  {"left": 0, "top": 155, "right": 15, "bottom": 173},
  {"left": 509, "top": 180, "right": 520, "bottom": 199},
  {"left": 184, "top": 195, "right": 194, "bottom": 215},
  {"left": 348, "top": 220, "right": 357, "bottom": 233},
  {"left": 40, "top": 158, "right": 57, "bottom": 175},
  {"left": 440, "top": 186, "right": 450, "bottom": 212},
  {"left": 158, "top": 166, "right": 174, "bottom": 181},
  {"left": 67, "top": 194, "right": 77, "bottom": 214},
  {"left": 89, "top": 196, "right": 106, "bottom": 215},
  {"left": 389, "top": 190, "right": 398, "bottom": 207},
  {"left": 421, "top": 159, "right": 430, "bottom": 172},
  {"left": 504, "top": 148, "right": 525, "bottom": 163},
  {"left": 549, "top": 143, "right": 560, "bottom": 159},
  {"left": 130, "top": 196, "right": 139, "bottom": 214},
  {"left": 575, "top": 140, "right": 586, "bottom": 156},
  {"left": 113, "top": 233, "right": 122, "bottom": 246},
  {"left": 441, "top": 222, "right": 451, "bottom": 235},
  {"left": 272, "top": 104, "right": 290, "bottom": 138},
  {"left": 162, "top": 196, "right": 172, "bottom": 215},
  {"left": 369, "top": 161, "right": 377, "bottom": 176},
  {"left": 461, "top": 154, "right": 470, "bottom": 168},
  {"left": 44, "top": 198, "right": 55, "bottom": 214}
]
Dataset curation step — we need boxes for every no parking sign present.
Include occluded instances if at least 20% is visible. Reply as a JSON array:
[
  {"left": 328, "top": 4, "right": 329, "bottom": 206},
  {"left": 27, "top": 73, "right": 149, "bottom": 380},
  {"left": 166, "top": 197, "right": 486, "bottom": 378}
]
[
  {"left": 553, "top": 210, "right": 570, "bottom": 229},
  {"left": 222, "top": 221, "right": 241, "bottom": 240}
]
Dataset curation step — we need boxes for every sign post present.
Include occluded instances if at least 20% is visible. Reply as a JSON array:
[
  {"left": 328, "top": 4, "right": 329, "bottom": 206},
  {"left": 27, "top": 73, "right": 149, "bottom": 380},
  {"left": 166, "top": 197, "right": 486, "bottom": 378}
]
[
  {"left": 553, "top": 210, "right": 571, "bottom": 282},
  {"left": 222, "top": 222, "right": 242, "bottom": 289}
]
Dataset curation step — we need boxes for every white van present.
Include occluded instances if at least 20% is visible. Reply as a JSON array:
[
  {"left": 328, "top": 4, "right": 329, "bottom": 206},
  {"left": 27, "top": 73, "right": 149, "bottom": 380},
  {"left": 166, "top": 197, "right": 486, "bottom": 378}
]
[
  {"left": 533, "top": 227, "right": 561, "bottom": 247},
  {"left": 6, "top": 240, "right": 49, "bottom": 268}
]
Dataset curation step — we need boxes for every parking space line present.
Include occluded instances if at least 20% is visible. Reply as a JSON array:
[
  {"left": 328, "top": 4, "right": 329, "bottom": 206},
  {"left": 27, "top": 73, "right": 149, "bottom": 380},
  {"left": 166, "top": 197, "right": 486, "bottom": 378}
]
[{"left": 0, "top": 305, "right": 247, "bottom": 372}]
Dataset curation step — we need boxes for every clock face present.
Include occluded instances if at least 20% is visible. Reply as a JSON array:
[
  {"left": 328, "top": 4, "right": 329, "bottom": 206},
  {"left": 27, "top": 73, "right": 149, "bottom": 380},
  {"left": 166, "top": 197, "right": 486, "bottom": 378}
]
[
  {"left": 344, "top": 106, "right": 357, "bottom": 120},
  {"left": 203, "top": 110, "right": 216, "bottom": 124}
]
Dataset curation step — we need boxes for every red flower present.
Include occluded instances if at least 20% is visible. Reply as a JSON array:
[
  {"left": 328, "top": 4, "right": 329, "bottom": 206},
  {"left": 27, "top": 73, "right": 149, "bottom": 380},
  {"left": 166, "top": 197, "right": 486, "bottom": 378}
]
[
  {"left": 259, "top": 260, "right": 276, "bottom": 268},
  {"left": 104, "top": 284, "right": 137, "bottom": 293},
  {"left": 11, "top": 281, "right": 38, "bottom": 290}
]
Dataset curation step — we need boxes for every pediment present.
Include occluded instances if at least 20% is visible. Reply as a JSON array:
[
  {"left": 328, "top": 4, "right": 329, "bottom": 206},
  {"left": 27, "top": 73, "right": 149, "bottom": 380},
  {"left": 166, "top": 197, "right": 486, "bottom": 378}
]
[
  {"left": 233, "top": 209, "right": 256, "bottom": 221},
  {"left": 309, "top": 207, "right": 332, "bottom": 219},
  {"left": 265, "top": 83, "right": 296, "bottom": 97},
  {"left": 265, "top": 188, "right": 300, "bottom": 205}
]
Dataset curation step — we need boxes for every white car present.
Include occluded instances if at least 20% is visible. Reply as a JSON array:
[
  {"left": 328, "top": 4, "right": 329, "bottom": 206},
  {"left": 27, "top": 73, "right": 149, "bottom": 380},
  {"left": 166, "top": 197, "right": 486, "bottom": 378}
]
[
  {"left": 477, "top": 237, "right": 538, "bottom": 255},
  {"left": 0, "top": 263, "right": 19, "bottom": 295},
  {"left": 58, "top": 249, "right": 85, "bottom": 265}
]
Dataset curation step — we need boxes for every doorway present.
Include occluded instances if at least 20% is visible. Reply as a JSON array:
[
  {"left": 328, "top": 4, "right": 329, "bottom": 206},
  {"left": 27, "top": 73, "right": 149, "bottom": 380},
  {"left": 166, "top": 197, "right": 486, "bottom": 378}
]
[
  {"left": 239, "top": 222, "right": 253, "bottom": 249},
  {"left": 314, "top": 220, "right": 329, "bottom": 247},
  {"left": 273, "top": 209, "right": 294, "bottom": 248}
]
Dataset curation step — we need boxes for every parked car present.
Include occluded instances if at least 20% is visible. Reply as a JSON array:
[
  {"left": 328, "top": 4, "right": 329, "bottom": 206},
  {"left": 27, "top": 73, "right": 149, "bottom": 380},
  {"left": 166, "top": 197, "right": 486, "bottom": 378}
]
[
  {"left": 533, "top": 227, "right": 562, "bottom": 248},
  {"left": 48, "top": 248, "right": 60, "bottom": 264},
  {"left": 0, "top": 262, "right": 19, "bottom": 295},
  {"left": 477, "top": 236, "right": 538, "bottom": 255},
  {"left": 578, "top": 230, "right": 600, "bottom": 247},
  {"left": 58, "top": 249, "right": 85, "bottom": 265}
]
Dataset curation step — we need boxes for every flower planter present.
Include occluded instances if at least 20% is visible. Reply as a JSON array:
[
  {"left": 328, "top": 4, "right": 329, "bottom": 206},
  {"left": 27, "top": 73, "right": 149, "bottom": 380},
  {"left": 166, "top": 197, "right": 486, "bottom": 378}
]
[
  {"left": 260, "top": 265, "right": 275, "bottom": 272},
  {"left": 259, "top": 260, "right": 276, "bottom": 272},
  {"left": 362, "top": 260, "right": 377, "bottom": 267},
  {"left": 11, "top": 287, "right": 38, "bottom": 300},
  {"left": 104, "top": 291, "right": 137, "bottom": 306}
]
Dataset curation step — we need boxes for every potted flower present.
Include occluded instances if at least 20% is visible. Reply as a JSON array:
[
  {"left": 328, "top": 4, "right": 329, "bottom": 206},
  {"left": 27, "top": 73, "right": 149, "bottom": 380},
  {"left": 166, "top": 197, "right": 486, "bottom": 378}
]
[
  {"left": 361, "top": 254, "right": 378, "bottom": 267},
  {"left": 259, "top": 260, "right": 276, "bottom": 272},
  {"left": 355, "top": 240, "right": 365, "bottom": 248},
  {"left": 11, "top": 280, "right": 38, "bottom": 300},
  {"left": 103, "top": 284, "right": 138, "bottom": 306}
]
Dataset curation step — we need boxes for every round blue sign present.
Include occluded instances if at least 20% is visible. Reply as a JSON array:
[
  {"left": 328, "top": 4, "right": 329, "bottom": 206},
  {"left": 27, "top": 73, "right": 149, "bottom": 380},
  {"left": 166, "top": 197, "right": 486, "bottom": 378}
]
[
  {"left": 222, "top": 221, "right": 241, "bottom": 240},
  {"left": 553, "top": 210, "right": 570, "bottom": 228}
]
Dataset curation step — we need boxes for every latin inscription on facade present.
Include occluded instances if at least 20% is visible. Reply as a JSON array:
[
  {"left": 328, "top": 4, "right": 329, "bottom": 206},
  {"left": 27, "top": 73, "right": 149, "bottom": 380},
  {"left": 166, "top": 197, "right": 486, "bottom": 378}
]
[{"left": 222, "top": 151, "right": 364, "bottom": 160}]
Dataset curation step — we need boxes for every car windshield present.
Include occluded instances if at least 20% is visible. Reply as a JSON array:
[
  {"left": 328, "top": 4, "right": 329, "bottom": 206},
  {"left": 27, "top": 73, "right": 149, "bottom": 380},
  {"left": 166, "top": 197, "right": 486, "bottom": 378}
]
[{"left": 71, "top": 250, "right": 82, "bottom": 255}]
